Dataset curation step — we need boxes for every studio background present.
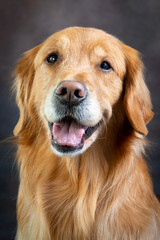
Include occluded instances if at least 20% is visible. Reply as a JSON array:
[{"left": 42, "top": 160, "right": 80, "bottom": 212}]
[{"left": 0, "top": 0, "right": 160, "bottom": 239}]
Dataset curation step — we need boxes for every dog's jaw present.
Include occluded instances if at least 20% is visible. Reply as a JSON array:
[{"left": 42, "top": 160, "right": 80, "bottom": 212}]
[
  {"left": 50, "top": 127, "right": 100, "bottom": 157},
  {"left": 48, "top": 118, "right": 101, "bottom": 156}
]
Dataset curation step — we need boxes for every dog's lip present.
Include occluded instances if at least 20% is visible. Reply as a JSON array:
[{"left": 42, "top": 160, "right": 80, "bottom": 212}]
[{"left": 48, "top": 117, "right": 100, "bottom": 153}]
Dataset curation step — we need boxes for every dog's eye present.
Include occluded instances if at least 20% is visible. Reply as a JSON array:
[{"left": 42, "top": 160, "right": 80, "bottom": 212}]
[
  {"left": 100, "top": 61, "right": 112, "bottom": 71},
  {"left": 46, "top": 53, "right": 58, "bottom": 64}
]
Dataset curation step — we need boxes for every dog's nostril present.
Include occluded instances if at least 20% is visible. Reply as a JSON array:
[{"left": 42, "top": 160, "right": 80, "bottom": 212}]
[
  {"left": 61, "top": 87, "right": 67, "bottom": 96},
  {"left": 56, "top": 86, "right": 67, "bottom": 96},
  {"left": 74, "top": 89, "right": 84, "bottom": 99}
]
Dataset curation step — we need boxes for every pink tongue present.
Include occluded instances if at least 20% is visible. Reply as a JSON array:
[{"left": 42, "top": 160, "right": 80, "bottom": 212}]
[{"left": 52, "top": 121, "right": 87, "bottom": 146}]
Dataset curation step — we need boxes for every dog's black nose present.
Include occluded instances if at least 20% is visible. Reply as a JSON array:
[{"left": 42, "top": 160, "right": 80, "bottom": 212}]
[{"left": 55, "top": 81, "right": 87, "bottom": 106}]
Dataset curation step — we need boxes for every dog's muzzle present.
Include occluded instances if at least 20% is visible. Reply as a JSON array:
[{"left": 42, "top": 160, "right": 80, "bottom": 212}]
[{"left": 48, "top": 80, "right": 100, "bottom": 154}]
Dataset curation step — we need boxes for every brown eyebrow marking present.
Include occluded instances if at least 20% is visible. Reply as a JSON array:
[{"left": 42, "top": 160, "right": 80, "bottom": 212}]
[{"left": 93, "top": 46, "right": 107, "bottom": 58}]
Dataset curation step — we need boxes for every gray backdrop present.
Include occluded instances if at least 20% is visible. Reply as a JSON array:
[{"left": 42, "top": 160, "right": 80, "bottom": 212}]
[{"left": 0, "top": 0, "right": 160, "bottom": 239}]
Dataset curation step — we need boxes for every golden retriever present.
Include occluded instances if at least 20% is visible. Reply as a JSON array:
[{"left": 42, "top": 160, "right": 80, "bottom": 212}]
[{"left": 13, "top": 27, "right": 160, "bottom": 240}]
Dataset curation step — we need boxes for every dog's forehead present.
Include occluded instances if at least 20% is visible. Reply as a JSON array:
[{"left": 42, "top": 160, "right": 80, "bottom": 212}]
[
  {"left": 47, "top": 27, "right": 110, "bottom": 42},
  {"left": 42, "top": 27, "right": 122, "bottom": 54}
]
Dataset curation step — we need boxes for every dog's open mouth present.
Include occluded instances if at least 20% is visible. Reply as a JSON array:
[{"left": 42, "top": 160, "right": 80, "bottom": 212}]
[{"left": 49, "top": 117, "right": 100, "bottom": 153}]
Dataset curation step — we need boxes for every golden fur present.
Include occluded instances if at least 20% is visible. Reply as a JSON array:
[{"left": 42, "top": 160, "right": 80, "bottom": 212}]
[{"left": 13, "top": 27, "right": 160, "bottom": 240}]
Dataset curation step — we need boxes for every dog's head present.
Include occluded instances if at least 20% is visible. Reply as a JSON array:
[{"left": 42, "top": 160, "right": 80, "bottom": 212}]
[{"left": 14, "top": 27, "right": 153, "bottom": 156}]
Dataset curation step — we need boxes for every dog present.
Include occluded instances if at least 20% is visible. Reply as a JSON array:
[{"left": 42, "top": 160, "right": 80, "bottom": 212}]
[{"left": 13, "top": 27, "right": 160, "bottom": 240}]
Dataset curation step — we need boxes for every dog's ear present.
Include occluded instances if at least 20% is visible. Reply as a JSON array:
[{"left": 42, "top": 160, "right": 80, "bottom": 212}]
[
  {"left": 13, "top": 45, "right": 40, "bottom": 139},
  {"left": 122, "top": 44, "right": 154, "bottom": 135}
]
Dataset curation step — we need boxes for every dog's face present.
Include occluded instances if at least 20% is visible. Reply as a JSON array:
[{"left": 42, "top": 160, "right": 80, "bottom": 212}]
[
  {"left": 36, "top": 28, "right": 126, "bottom": 156},
  {"left": 14, "top": 27, "right": 153, "bottom": 157}
]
